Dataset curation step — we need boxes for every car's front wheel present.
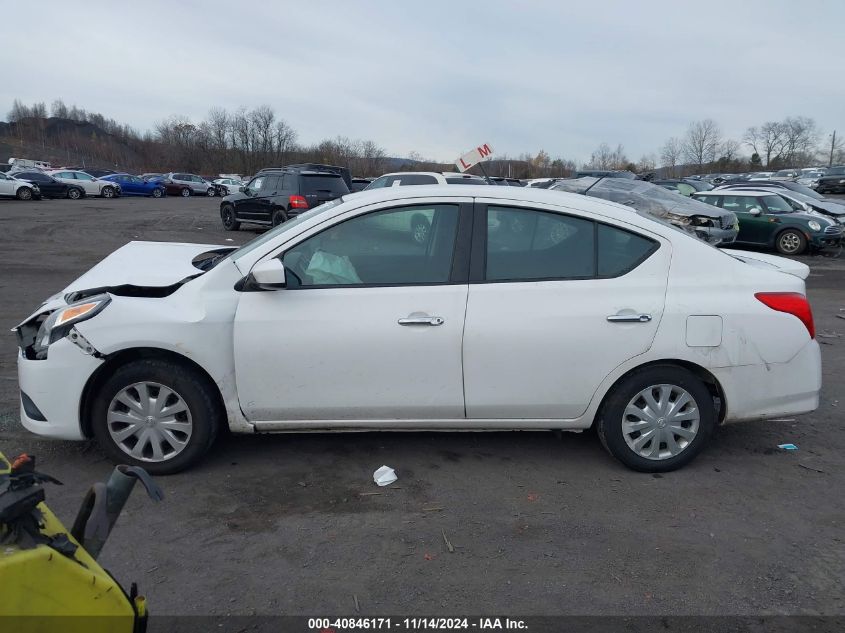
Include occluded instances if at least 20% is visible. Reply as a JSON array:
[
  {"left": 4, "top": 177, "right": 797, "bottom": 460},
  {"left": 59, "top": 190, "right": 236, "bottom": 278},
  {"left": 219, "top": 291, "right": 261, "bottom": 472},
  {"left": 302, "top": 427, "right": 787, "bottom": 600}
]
[
  {"left": 221, "top": 204, "right": 240, "bottom": 231},
  {"left": 16, "top": 187, "right": 33, "bottom": 200},
  {"left": 91, "top": 358, "right": 222, "bottom": 474},
  {"left": 206, "top": 188, "right": 216, "bottom": 197},
  {"left": 101, "top": 186, "right": 115, "bottom": 198},
  {"left": 775, "top": 229, "right": 807, "bottom": 255},
  {"left": 597, "top": 365, "right": 716, "bottom": 472},
  {"left": 152, "top": 187, "right": 163, "bottom": 198}
]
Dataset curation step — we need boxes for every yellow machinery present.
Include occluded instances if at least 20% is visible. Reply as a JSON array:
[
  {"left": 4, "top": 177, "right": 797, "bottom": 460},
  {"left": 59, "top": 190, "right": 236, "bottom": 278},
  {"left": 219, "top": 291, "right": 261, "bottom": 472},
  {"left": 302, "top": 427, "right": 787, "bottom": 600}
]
[{"left": 0, "top": 452, "right": 161, "bottom": 632}]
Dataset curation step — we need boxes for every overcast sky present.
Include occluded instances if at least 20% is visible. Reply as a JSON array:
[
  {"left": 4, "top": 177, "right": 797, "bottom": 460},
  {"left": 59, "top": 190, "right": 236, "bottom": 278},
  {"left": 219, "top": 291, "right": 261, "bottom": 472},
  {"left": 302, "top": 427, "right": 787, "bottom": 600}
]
[{"left": 3, "top": 0, "right": 843, "bottom": 164}]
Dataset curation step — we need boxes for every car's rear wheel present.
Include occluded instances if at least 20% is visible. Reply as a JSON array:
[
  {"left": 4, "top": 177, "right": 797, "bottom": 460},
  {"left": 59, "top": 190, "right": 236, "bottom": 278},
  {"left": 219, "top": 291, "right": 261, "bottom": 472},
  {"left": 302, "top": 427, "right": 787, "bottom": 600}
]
[
  {"left": 272, "top": 209, "right": 288, "bottom": 227},
  {"left": 67, "top": 187, "right": 83, "bottom": 200},
  {"left": 16, "top": 187, "right": 33, "bottom": 200},
  {"left": 91, "top": 358, "right": 222, "bottom": 475},
  {"left": 206, "top": 188, "right": 216, "bottom": 197},
  {"left": 776, "top": 229, "right": 807, "bottom": 255},
  {"left": 180, "top": 187, "right": 191, "bottom": 197},
  {"left": 152, "top": 187, "right": 163, "bottom": 198},
  {"left": 221, "top": 204, "right": 240, "bottom": 231},
  {"left": 597, "top": 365, "right": 716, "bottom": 472}
]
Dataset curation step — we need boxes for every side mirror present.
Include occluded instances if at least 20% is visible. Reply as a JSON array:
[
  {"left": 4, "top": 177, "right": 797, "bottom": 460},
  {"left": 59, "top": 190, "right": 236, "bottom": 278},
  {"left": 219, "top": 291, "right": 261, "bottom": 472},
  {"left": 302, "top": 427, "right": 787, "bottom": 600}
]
[
  {"left": 250, "top": 258, "right": 287, "bottom": 290},
  {"left": 749, "top": 208, "right": 762, "bottom": 216}
]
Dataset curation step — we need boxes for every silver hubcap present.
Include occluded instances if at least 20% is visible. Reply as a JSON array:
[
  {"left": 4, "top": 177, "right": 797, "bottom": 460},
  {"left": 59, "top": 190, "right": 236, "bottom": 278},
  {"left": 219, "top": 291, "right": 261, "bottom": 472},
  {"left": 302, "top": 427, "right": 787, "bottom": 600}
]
[
  {"left": 107, "top": 382, "right": 193, "bottom": 462},
  {"left": 103, "top": 188, "right": 113, "bottom": 197},
  {"left": 622, "top": 384, "right": 700, "bottom": 461},
  {"left": 207, "top": 189, "right": 215, "bottom": 196},
  {"left": 182, "top": 189, "right": 189, "bottom": 196},
  {"left": 413, "top": 222, "right": 429, "bottom": 243},
  {"left": 780, "top": 233, "right": 801, "bottom": 253}
]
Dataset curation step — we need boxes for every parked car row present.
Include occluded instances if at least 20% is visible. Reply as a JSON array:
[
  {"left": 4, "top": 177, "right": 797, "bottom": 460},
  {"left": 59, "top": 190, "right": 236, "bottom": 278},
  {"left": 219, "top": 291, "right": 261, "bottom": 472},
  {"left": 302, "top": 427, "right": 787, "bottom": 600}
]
[
  {"left": 0, "top": 167, "right": 249, "bottom": 201},
  {"left": 685, "top": 166, "right": 845, "bottom": 194}
]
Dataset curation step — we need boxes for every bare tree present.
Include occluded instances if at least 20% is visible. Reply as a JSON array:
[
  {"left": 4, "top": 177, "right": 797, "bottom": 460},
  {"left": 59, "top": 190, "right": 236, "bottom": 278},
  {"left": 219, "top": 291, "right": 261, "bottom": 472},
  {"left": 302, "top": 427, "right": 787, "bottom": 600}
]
[
  {"left": 744, "top": 122, "right": 785, "bottom": 167},
  {"left": 683, "top": 119, "right": 720, "bottom": 169},
  {"left": 718, "top": 139, "right": 742, "bottom": 162},
  {"left": 659, "top": 137, "right": 683, "bottom": 177},
  {"left": 780, "top": 116, "right": 818, "bottom": 166}
]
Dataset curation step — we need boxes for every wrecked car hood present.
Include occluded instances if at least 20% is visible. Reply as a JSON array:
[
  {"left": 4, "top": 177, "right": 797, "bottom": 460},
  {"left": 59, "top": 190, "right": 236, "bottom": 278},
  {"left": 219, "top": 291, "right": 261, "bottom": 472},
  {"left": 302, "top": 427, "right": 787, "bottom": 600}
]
[
  {"left": 550, "top": 177, "right": 737, "bottom": 244},
  {"left": 726, "top": 249, "right": 810, "bottom": 280},
  {"left": 62, "top": 241, "right": 227, "bottom": 293}
]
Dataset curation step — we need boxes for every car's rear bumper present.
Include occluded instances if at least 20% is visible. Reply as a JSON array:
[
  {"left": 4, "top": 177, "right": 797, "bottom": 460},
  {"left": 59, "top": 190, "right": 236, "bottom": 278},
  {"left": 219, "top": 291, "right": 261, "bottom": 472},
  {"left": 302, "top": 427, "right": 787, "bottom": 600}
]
[
  {"left": 17, "top": 338, "right": 103, "bottom": 441},
  {"left": 714, "top": 339, "right": 821, "bottom": 422}
]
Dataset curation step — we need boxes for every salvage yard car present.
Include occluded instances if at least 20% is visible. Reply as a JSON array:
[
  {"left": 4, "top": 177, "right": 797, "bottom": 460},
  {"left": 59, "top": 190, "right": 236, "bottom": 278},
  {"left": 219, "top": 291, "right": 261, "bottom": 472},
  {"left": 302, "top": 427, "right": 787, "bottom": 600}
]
[
  {"left": 0, "top": 171, "right": 40, "bottom": 200},
  {"left": 100, "top": 173, "right": 166, "bottom": 198},
  {"left": 550, "top": 177, "right": 738, "bottom": 244},
  {"left": 47, "top": 170, "right": 120, "bottom": 198},
  {"left": 693, "top": 190, "right": 843, "bottom": 254},
  {"left": 15, "top": 186, "right": 821, "bottom": 474}
]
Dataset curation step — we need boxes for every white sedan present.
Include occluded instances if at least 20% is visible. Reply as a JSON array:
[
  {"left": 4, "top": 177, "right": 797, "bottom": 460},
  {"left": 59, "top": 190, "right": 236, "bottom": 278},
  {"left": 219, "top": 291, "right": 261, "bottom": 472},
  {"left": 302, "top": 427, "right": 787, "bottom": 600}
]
[
  {"left": 14, "top": 186, "right": 821, "bottom": 473},
  {"left": 47, "top": 170, "right": 120, "bottom": 198},
  {"left": 213, "top": 178, "right": 244, "bottom": 195}
]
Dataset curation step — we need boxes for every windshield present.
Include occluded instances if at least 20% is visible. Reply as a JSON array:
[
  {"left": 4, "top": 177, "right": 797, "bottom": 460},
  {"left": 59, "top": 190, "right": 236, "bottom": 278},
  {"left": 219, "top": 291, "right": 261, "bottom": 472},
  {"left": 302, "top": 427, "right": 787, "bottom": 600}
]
[
  {"left": 228, "top": 198, "right": 346, "bottom": 263},
  {"left": 781, "top": 181, "right": 823, "bottom": 199},
  {"left": 445, "top": 177, "right": 487, "bottom": 185}
]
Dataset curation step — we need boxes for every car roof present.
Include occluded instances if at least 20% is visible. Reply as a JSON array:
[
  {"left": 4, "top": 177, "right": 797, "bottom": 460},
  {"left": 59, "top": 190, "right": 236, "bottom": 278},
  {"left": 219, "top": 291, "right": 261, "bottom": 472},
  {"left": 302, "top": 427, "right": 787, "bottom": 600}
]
[{"left": 695, "top": 189, "right": 780, "bottom": 197}]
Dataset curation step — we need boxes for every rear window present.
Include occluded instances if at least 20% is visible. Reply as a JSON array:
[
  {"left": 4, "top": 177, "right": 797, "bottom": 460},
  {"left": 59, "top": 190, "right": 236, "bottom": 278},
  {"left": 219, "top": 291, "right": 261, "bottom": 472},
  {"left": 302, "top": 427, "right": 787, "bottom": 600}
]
[
  {"left": 300, "top": 174, "right": 349, "bottom": 194},
  {"left": 445, "top": 177, "right": 487, "bottom": 185}
]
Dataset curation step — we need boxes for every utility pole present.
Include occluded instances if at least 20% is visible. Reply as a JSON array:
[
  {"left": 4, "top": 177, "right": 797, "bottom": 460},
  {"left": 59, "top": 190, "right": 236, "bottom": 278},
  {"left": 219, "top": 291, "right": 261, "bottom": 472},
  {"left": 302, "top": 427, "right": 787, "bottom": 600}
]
[{"left": 830, "top": 130, "right": 837, "bottom": 168}]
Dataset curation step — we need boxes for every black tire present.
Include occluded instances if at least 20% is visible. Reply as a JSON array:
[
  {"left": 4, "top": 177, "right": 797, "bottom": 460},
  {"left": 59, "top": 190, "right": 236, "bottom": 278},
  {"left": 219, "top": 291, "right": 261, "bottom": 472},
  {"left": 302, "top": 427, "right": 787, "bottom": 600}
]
[
  {"left": 596, "top": 365, "right": 716, "bottom": 472},
  {"left": 272, "top": 208, "right": 288, "bottom": 227},
  {"left": 67, "top": 187, "right": 83, "bottom": 200},
  {"left": 152, "top": 187, "right": 163, "bottom": 198},
  {"left": 410, "top": 213, "right": 431, "bottom": 244},
  {"left": 206, "top": 188, "right": 216, "bottom": 197},
  {"left": 775, "top": 229, "right": 807, "bottom": 256},
  {"left": 16, "top": 187, "right": 33, "bottom": 201},
  {"left": 90, "top": 358, "right": 223, "bottom": 475},
  {"left": 221, "top": 204, "right": 240, "bottom": 231},
  {"left": 101, "top": 186, "right": 115, "bottom": 199},
  {"left": 180, "top": 187, "right": 191, "bottom": 197}
]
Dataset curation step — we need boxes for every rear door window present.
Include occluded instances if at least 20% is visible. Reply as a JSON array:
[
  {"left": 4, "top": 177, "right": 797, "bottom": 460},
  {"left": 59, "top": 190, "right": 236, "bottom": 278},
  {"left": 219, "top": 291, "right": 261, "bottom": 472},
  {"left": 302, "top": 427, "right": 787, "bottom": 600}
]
[
  {"left": 485, "top": 207, "right": 596, "bottom": 281},
  {"left": 597, "top": 224, "right": 658, "bottom": 277}
]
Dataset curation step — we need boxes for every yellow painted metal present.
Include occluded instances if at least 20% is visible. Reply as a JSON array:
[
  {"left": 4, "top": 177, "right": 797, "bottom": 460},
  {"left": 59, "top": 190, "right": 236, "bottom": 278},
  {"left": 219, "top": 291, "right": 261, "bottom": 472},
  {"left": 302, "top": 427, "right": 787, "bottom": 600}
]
[{"left": 0, "top": 452, "right": 137, "bottom": 632}]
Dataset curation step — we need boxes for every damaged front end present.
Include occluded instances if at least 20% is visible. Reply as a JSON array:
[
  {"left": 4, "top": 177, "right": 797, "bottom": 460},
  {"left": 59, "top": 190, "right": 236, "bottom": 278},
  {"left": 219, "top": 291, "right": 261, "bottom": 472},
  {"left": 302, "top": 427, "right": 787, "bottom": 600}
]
[
  {"left": 551, "top": 177, "right": 738, "bottom": 245},
  {"left": 14, "top": 295, "right": 111, "bottom": 361}
]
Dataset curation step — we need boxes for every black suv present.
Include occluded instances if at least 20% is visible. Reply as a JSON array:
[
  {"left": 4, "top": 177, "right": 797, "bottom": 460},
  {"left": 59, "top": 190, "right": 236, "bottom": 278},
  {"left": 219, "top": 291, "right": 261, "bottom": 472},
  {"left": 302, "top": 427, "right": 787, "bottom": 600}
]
[
  {"left": 219, "top": 166, "right": 350, "bottom": 231},
  {"left": 817, "top": 166, "right": 845, "bottom": 194}
]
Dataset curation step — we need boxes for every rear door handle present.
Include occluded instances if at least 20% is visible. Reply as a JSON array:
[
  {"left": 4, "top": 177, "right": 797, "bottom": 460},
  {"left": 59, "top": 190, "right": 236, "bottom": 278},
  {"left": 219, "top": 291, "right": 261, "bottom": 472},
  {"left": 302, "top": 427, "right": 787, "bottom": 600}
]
[
  {"left": 398, "top": 316, "right": 444, "bottom": 326},
  {"left": 607, "top": 313, "right": 652, "bottom": 323}
]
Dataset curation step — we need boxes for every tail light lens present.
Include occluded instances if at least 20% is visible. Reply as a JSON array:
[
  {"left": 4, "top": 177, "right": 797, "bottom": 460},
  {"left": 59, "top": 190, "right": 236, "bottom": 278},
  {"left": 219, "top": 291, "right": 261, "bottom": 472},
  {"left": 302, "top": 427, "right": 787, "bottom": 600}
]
[
  {"left": 289, "top": 195, "right": 309, "bottom": 209},
  {"left": 755, "top": 292, "right": 815, "bottom": 339}
]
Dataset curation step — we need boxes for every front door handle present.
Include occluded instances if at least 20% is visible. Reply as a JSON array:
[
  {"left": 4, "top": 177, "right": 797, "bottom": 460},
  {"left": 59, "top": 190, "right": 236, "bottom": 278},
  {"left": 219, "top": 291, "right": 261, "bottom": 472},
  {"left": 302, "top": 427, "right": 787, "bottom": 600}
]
[
  {"left": 607, "top": 313, "right": 652, "bottom": 323},
  {"left": 398, "top": 316, "right": 444, "bottom": 326}
]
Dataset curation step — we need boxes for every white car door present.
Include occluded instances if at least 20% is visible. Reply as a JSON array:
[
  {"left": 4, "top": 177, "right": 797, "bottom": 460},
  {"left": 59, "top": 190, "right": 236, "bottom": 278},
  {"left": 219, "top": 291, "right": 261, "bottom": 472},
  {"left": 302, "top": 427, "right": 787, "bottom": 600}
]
[
  {"left": 0, "top": 173, "right": 15, "bottom": 197},
  {"left": 463, "top": 202, "right": 670, "bottom": 420},
  {"left": 233, "top": 200, "right": 472, "bottom": 424},
  {"left": 71, "top": 172, "right": 100, "bottom": 195}
]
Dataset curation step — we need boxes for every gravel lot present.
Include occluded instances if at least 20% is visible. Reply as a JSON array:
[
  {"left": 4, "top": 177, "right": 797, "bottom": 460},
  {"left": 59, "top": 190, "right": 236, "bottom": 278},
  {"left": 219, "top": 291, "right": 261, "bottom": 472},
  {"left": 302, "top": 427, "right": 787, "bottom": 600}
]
[{"left": 0, "top": 195, "right": 843, "bottom": 618}]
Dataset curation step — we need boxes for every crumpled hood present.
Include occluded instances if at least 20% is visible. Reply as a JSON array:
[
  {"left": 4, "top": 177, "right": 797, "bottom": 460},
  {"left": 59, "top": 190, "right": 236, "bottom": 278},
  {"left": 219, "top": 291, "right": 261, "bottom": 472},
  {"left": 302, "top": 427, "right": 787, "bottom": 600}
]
[{"left": 61, "top": 241, "right": 225, "bottom": 293}]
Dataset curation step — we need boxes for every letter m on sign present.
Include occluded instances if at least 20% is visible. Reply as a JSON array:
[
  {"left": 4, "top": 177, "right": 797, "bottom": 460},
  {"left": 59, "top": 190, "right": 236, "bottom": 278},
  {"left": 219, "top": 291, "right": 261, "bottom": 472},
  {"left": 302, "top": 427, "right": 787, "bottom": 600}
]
[{"left": 477, "top": 144, "right": 492, "bottom": 158}]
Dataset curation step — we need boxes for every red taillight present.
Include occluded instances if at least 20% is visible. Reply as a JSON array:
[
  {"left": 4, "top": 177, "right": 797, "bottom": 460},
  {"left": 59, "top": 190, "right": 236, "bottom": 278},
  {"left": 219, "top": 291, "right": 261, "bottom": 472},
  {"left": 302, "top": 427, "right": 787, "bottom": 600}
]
[
  {"left": 289, "top": 195, "right": 309, "bottom": 209},
  {"left": 755, "top": 292, "right": 815, "bottom": 339}
]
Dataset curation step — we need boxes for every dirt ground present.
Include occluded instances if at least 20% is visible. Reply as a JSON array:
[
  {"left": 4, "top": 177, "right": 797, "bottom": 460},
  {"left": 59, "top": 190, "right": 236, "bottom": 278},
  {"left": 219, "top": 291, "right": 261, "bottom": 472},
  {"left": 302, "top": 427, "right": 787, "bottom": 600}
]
[{"left": 0, "top": 195, "right": 843, "bottom": 618}]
